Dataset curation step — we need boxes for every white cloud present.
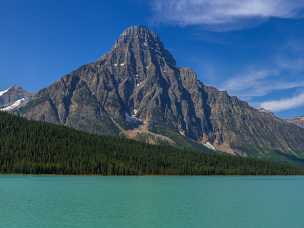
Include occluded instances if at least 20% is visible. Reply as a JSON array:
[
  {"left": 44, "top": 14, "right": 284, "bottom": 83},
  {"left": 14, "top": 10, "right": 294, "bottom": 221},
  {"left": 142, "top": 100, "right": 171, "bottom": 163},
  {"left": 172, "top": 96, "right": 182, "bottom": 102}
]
[
  {"left": 221, "top": 39, "right": 304, "bottom": 101},
  {"left": 260, "top": 93, "right": 304, "bottom": 112},
  {"left": 222, "top": 69, "right": 276, "bottom": 98},
  {"left": 221, "top": 68, "right": 304, "bottom": 99},
  {"left": 152, "top": 0, "right": 304, "bottom": 30},
  {"left": 219, "top": 44, "right": 304, "bottom": 112}
]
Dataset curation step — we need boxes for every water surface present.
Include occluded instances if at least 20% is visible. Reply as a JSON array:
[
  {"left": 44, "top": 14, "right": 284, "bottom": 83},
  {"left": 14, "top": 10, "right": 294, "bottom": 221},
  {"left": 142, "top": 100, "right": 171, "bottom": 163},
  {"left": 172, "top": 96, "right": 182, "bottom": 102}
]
[{"left": 0, "top": 176, "right": 303, "bottom": 228}]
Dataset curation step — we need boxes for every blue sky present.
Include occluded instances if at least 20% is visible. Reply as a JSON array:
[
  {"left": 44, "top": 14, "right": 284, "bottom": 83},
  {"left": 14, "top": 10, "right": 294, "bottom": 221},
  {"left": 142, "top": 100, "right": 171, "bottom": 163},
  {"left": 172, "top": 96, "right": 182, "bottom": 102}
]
[{"left": 1, "top": 0, "right": 304, "bottom": 118}]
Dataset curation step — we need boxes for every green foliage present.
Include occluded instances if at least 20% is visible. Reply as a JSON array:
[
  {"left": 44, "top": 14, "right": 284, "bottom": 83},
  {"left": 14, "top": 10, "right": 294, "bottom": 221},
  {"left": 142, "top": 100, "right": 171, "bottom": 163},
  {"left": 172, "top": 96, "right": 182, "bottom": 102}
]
[
  {"left": 236, "top": 144, "right": 304, "bottom": 166},
  {"left": 151, "top": 125, "right": 217, "bottom": 154},
  {"left": 0, "top": 111, "right": 303, "bottom": 175}
]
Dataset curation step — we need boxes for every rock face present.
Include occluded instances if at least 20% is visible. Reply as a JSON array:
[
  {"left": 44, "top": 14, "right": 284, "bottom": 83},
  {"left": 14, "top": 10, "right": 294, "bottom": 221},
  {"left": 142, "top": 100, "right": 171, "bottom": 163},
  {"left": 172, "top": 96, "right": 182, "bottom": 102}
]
[
  {"left": 289, "top": 117, "right": 304, "bottom": 128},
  {"left": 0, "top": 86, "right": 31, "bottom": 111},
  {"left": 17, "top": 26, "right": 304, "bottom": 161}
]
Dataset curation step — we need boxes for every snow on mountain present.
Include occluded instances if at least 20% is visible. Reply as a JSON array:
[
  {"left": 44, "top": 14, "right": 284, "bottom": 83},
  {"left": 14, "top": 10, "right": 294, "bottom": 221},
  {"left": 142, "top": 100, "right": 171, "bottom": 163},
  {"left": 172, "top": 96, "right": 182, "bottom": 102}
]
[
  {"left": 0, "top": 87, "right": 10, "bottom": 97},
  {"left": 0, "top": 98, "right": 26, "bottom": 112},
  {"left": 203, "top": 142, "right": 216, "bottom": 151},
  {"left": 125, "top": 112, "right": 142, "bottom": 124},
  {"left": 0, "top": 85, "right": 31, "bottom": 110},
  {"left": 16, "top": 25, "right": 304, "bottom": 160},
  {"left": 288, "top": 117, "right": 304, "bottom": 128}
]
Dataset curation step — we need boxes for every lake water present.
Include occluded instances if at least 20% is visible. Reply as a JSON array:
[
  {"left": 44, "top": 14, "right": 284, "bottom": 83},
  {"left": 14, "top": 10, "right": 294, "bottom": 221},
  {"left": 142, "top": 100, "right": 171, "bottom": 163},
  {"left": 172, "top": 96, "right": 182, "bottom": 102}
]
[{"left": 0, "top": 176, "right": 303, "bottom": 228}]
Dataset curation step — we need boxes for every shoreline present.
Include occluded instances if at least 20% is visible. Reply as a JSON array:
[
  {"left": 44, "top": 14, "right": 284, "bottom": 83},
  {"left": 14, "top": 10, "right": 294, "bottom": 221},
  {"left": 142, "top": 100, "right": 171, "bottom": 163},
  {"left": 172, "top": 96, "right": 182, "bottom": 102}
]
[{"left": 1, "top": 174, "right": 303, "bottom": 177}]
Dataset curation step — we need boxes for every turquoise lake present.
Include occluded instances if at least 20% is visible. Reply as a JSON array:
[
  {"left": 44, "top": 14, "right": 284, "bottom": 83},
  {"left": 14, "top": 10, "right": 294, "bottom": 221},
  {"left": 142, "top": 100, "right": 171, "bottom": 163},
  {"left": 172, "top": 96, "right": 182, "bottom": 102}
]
[{"left": 0, "top": 176, "right": 303, "bottom": 228}]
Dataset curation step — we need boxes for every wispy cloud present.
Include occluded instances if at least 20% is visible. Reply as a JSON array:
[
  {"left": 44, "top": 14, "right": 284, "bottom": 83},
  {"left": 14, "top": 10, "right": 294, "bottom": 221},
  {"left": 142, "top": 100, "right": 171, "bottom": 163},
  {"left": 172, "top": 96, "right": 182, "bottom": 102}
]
[
  {"left": 221, "top": 68, "right": 304, "bottom": 100},
  {"left": 151, "top": 0, "right": 304, "bottom": 30},
  {"left": 221, "top": 69, "right": 277, "bottom": 98},
  {"left": 260, "top": 93, "right": 304, "bottom": 112},
  {"left": 220, "top": 39, "right": 304, "bottom": 103}
]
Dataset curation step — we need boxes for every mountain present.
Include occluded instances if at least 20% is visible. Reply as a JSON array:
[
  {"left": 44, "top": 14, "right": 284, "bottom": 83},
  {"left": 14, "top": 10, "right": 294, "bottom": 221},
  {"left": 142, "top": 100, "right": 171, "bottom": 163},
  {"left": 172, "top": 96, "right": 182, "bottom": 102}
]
[
  {"left": 288, "top": 117, "right": 304, "bottom": 128},
  {"left": 0, "top": 111, "right": 302, "bottom": 175},
  {"left": 16, "top": 25, "right": 304, "bottom": 162},
  {"left": 0, "top": 86, "right": 31, "bottom": 111}
]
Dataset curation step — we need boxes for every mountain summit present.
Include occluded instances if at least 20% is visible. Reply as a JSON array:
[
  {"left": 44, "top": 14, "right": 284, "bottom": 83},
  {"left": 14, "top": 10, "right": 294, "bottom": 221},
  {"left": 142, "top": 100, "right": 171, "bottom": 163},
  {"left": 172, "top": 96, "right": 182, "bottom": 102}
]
[
  {"left": 16, "top": 26, "right": 304, "bottom": 163},
  {"left": 106, "top": 25, "right": 176, "bottom": 66}
]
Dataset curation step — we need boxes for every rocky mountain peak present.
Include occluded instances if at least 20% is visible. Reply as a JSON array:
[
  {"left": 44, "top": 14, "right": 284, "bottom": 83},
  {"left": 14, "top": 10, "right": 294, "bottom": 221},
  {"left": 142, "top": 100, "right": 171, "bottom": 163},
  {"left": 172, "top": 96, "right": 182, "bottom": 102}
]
[
  {"left": 9, "top": 85, "right": 28, "bottom": 93},
  {"left": 119, "top": 25, "right": 160, "bottom": 43},
  {"left": 16, "top": 25, "right": 304, "bottom": 162},
  {"left": 0, "top": 85, "right": 30, "bottom": 99},
  {"left": 101, "top": 25, "right": 176, "bottom": 70}
]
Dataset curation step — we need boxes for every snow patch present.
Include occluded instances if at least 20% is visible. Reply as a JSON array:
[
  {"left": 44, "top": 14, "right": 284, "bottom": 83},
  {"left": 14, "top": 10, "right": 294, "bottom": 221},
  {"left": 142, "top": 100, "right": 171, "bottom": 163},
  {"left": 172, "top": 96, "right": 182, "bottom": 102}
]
[
  {"left": 120, "top": 63, "right": 125, "bottom": 66},
  {"left": 0, "top": 98, "right": 26, "bottom": 112},
  {"left": 125, "top": 113, "right": 142, "bottom": 124},
  {"left": 136, "top": 80, "right": 144, "bottom": 87},
  {"left": 0, "top": 87, "right": 10, "bottom": 97},
  {"left": 203, "top": 142, "right": 216, "bottom": 151},
  {"left": 179, "top": 130, "right": 185, "bottom": 136},
  {"left": 258, "top": 108, "right": 272, "bottom": 114},
  {"left": 133, "top": 109, "right": 138, "bottom": 115}
]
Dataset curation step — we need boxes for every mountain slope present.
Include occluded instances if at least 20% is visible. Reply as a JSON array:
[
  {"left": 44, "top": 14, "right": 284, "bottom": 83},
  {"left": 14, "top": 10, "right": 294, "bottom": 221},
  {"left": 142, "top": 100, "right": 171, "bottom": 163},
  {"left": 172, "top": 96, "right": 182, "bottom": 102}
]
[
  {"left": 16, "top": 25, "right": 304, "bottom": 161},
  {"left": 0, "top": 111, "right": 302, "bottom": 175},
  {"left": 0, "top": 86, "right": 31, "bottom": 111},
  {"left": 288, "top": 117, "right": 304, "bottom": 128}
]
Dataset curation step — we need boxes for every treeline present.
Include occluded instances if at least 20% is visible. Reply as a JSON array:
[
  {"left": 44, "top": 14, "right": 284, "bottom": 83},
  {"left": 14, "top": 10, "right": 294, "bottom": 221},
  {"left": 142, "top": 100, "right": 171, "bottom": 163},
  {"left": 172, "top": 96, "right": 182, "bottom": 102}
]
[{"left": 0, "top": 111, "right": 303, "bottom": 175}]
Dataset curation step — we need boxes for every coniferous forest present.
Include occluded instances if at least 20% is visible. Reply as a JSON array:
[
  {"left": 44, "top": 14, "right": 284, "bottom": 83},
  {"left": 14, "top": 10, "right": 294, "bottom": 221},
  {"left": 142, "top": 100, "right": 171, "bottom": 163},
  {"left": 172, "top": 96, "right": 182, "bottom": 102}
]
[{"left": 0, "top": 111, "right": 303, "bottom": 175}]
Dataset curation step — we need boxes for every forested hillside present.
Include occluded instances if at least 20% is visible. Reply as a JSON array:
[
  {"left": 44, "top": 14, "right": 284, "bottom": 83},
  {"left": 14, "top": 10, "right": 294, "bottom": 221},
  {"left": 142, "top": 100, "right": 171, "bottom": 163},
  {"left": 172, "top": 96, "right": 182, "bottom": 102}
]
[{"left": 0, "top": 111, "right": 302, "bottom": 175}]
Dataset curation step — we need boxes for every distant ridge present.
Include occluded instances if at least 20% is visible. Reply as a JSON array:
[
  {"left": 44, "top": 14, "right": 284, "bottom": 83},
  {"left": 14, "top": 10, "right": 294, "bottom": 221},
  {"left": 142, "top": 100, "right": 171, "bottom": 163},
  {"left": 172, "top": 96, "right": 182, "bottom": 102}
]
[
  {"left": 0, "top": 85, "right": 31, "bottom": 111},
  {"left": 288, "top": 116, "right": 304, "bottom": 128}
]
